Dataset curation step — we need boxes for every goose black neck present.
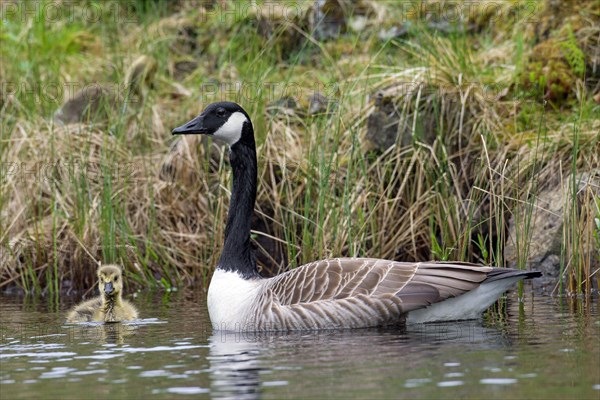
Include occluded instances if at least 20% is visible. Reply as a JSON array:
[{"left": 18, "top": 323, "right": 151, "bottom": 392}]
[{"left": 218, "top": 123, "right": 259, "bottom": 279}]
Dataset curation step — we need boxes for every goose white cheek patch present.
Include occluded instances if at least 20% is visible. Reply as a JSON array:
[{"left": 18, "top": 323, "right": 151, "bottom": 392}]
[{"left": 213, "top": 112, "right": 248, "bottom": 145}]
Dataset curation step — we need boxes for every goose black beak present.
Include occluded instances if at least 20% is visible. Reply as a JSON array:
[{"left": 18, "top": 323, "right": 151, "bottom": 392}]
[
  {"left": 172, "top": 115, "right": 209, "bottom": 135},
  {"left": 104, "top": 282, "right": 114, "bottom": 295}
]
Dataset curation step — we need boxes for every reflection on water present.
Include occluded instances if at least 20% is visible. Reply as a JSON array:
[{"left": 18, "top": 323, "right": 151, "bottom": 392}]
[
  {"left": 206, "top": 320, "right": 527, "bottom": 399},
  {"left": 207, "top": 323, "right": 507, "bottom": 400},
  {"left": 0, "top": 289, "right": 598, "bottom": 399},
  {"left": 210, "top": 333, "right": 262, "bottom": 399}
]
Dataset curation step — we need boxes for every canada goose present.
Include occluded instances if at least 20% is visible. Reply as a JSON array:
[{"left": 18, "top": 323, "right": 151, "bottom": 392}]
[
  {"left": 172, "top": 101, "right": 541, "bottom": 331},
  {"left": 66, "top": 264, "right": 138, "bottom": 323}
]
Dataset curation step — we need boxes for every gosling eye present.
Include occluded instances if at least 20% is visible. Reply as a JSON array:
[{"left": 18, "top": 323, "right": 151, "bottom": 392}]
[{"left": 215, "top": 107, "right": 226, "bottom": 118}]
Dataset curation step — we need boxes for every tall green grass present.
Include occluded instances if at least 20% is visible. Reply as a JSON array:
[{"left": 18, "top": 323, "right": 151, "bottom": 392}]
[{"left": 1, "top": 0, "right": 598, "bottom": 296}]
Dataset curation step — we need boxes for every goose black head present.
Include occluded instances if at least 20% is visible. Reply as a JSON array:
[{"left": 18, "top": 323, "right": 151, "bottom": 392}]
[{"left": 172, "top": 101, "right": 253, "bottom": 147}]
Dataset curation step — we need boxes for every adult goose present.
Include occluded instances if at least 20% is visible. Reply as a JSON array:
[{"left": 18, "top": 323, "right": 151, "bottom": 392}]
[{"left": 172, "top": 101, "right": 540, "bottom": 331}]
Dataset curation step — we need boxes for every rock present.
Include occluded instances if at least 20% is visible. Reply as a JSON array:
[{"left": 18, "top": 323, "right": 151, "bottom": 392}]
[
  {"left": 310, "top": 0, "right": 374, "bottom": 40},
  {"left": 366, "top": 90, "right": 406, "bottom": 150},
  {"left": 365, "top": 85, "right": 437, "bottom": 151},
  {"left": 311, "top": 0, "right": 347, "bottom": 40},
  {"left": 348, "top": 15, "right": 367, "bottom": 32},
  {"left": 308, "top": 92, "right": 334, "bottom": 115},
  {"left": 151, "top": 16, "right": 199, "bottom": 56},
  {"left": 504, "top": 171, "right": 600, "bottom": 293},
  {"left": 171, "top": 60, "right": 198, "bottom": 81},
  {"left": 266, "top": 97, "right": 299, "bottom": 117},
  {"left": 426, "top": 20, "right": 473, "bottom": 34},
  {"left": 517, "top": 0, "right": 599, "bottom": 104},
  {"left": 378, "top": 20, "right": 475, "bottom": 42},
  {"left": 250, "top": 4, "right": 309, "bottom": 60},
  {"left": 266, "top": 93, "right": 336, "bottom": 119},
  {"left": 522, "top": 38, "right": 581, "bottom": 103},
  {"left": 378, "top": 25, "right": 410, "bottom": 41}
]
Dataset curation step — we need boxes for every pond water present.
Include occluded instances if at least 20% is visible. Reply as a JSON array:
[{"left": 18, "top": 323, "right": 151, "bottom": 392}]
[{"left": 1, "top": 287, "right": 598, "bottom": 399}]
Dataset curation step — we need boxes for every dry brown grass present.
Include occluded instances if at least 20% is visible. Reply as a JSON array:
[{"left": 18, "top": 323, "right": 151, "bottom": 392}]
[{"left": 1, "top": 0, "right": 598, "bottom": 295}]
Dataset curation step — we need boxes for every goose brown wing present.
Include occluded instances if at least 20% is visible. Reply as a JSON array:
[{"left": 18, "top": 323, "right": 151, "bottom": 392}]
[
  {"left": 255, "top": 258, "right": 496, "bottom": 329},
  {"left": 266, "top": 258, "right": 493, "bottom": 311},
  {"left": 256, "top": 258, "right": 413, "bottom": 329},
  {"left": 266, "top": 258, "right": 407, "bottom": 303}
]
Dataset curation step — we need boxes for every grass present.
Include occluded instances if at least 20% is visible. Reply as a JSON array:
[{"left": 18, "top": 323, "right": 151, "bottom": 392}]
[{"left": 1, "top": 0, "right": 598, "bottom": 296}]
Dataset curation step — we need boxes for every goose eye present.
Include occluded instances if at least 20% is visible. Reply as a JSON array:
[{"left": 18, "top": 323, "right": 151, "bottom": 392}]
[{"left": 216, "top": 108, "right": 226, "bottom": 117}]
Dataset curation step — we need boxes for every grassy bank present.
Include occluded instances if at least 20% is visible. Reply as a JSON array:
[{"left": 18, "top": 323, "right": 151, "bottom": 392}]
[{"left": 1, "top": 0, "right": 598, "bottom": 296}]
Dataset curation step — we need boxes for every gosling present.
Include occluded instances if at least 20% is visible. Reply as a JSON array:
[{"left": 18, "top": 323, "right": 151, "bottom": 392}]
[{"left": 67, "top": 265, "right": 138, "bottom": 323}]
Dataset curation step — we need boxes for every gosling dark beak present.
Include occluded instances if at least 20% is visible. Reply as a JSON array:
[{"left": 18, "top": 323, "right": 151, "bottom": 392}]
[
  {"left": 104, "top": 282, "right": 114, "bottom": 295},
  {"left": 172, "top": 115, "right": 208, "bottom": 135}
]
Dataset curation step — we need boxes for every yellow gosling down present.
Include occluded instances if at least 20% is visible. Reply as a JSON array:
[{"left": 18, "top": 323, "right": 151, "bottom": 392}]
[{"left": 67, "top": 265, "right": 138, "bottom": 323}]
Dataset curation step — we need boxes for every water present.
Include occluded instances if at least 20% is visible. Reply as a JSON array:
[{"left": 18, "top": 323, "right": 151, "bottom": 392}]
[{"left": 1, "top": 289, "right": 598, "bottom": 399}]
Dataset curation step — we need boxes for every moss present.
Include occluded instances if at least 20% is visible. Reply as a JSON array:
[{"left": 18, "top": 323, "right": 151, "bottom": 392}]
[
  {"left": 517, "top": 0, "right": 598, "bottom": 105},
  {"left": 560, "top": 25, "right": 586, "bottom": 77},
  {"left": 521, "top": 37, "right": 583, "bottom": 104}
]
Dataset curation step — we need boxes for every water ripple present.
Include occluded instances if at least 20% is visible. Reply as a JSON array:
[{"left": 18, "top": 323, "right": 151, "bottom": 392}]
[
  {"left": 261, "top": 380, "right": 288, "bottom": 387},
  {"left": 39, "top": 367, "right": 78, "bottom": 379},
  {"left": 480, "top": 378, "right": 518, "bottom": 385},
  {"left": 71, "top": 369, "right": 108, "bottom": 376},
  {"left": 0, "top": 352, "right": 76, "bottom": 359},
  {"left": 140, "top": 370, "right": 171, "bottom": 378},
  {"left": 118, "top": 345, "right": 206, "bottom": 353},
  {"left": 74, "top": 354, "right": 124, "bottom": 360},
  {"left": 437, "top": 380, "right": 464, "bottom": 387},
  {"left": 443, "top": 362, "right": 460, "bottom": 367},
  {"left": 0, "top": 344, "right": 65, "bottom": 352},
  {"left": 165, "top": 387, "right": 210, "bottom": 395}
]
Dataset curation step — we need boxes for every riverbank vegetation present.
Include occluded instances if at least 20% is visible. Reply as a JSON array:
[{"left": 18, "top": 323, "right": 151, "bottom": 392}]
[{"left": 1, "top": 0, "right": 598, "bottom": 296}]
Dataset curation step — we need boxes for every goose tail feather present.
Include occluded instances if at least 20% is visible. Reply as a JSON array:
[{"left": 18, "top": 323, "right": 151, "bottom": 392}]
[{"left": 483, "top": 268, "right": 542, "bottom": 283}]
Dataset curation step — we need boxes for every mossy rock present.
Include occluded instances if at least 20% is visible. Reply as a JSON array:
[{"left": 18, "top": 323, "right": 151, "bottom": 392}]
[
  {"left": 518, "top": 0, "right": 598, "bottom": 103},
  {"left": 310, "top": 0, "right": 376, "bottom": 40},
  {"left": 521, "top": 38, "right": 583, "bottom": 104}
]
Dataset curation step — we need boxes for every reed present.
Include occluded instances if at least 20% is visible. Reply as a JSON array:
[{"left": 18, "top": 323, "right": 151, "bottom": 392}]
[{"left": 1, "top": 0, "right": 598, "bottom": 296}]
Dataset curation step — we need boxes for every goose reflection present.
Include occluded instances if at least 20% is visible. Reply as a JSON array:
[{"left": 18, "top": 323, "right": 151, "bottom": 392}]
[
  {"left": 208, "top": 331, "right": 263, "bottom": 400},
  {"left": 66, "top": 322, "right": 139, "bottom": 345},
  {"left": 207, "top": 321, "right": 509, "bottom": 399}
]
